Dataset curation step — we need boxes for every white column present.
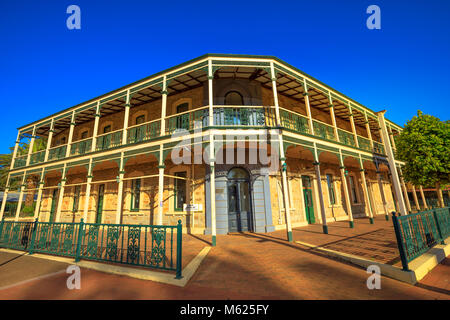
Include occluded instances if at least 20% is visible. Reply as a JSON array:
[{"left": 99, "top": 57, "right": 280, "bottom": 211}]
[
  {"left": 44, "top": 120, "right": 55, "bottom": 162},
  {"left": 83, "top": 161, "right": 93, "bottom": 221},
  {"left": 208, "top": 60, "right": 217, "bottom": 246},
  {"left": 436, "top": 183, "right": 445, "bottom": 208},
  {"left": 314, "top": 145, "right": 328, "bottom": 233},
  {"left": 303, "top": 80, "right": 314, "bottom": 135},
  {"left": 55, "top": 169, "right": 67, "bottom": 223},
  {"left": 271, "top": 62, "right": 293, "bottom": 241},
  {"left": 115, "top": 154, "right": 125, "bottom": 224},
  {"left": 122, "top": 90, "right": 131, "bottom": 144},
  {"left": 33, "top": 168, "right": 45, "bottom": 219},
  {"left": 14, "top": 174, "right": 27, "bottom": 221},
  {"left": 91, "top": 102, "right": 101, "bottom": 151},
  {"left": 26, "top": 126, "right": 37, "bottom": 166},
  {"left": 364, "top": 112, "right": 374, "bottom": 150},
  {"left": 328, "top": 93, "right": 339, "bottom": 142},
  {"left": 376, "top": 171, "right": 390, "bottom": 219},
  {"left": 157, "top": 78, "right": 168, "bottom": 226},
  {"left": 157, "top": 160, "right": 165, "bottom": 225},
  {"left": 0, "top": 175, "right": 10, "bottom": 219},
  {"left": 419, "top": 186, "right": 428, "bottom": 209},
  {"left": 411, "top": 185, "right": 420, "bottom": 212},
  {"left": 349, "top": 105, "right": 359, "bottom": 148},
  {"left": 398, "top": 167, "right": 412, "bottom": 213},
  {"left": 359, "top": 166, "right": 374, "bottom": 223},
  {"left": 339, "top": 154, "right": 353, "bottom": 227},
  {"left": 388, "top": 125, "right": 397, "bottom": 150},
  {"left": 376, "top": 111, "right": 408, "bottom": 216},
  {"left": 10, "top": 131, "right": 21, "bottom": 169},
  {"left": 65, "top": 111, "right": 76, "bottom": 157},
  {"left": 160, "top": 76, "right": 168, "bottom": 136}
]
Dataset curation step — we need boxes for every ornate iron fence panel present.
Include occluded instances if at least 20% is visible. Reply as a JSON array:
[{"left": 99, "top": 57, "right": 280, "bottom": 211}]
[
  {"left": 78, "top": 221, "right": 181, "bottom": 274},
  {"left": 30, "top": 222, "right": 80, "bottom": 257},
  {"left": 0, "top": 221, "right": 35, "bottom": 251},
  {"left": 434, "top": 207, "right": 450, "bottom": 239},
  {"left": 392, "top": 208, "right": 449, "bottom": 270},
  {"left": 0, "top": 218, "right": 183, "bottom": 278}
]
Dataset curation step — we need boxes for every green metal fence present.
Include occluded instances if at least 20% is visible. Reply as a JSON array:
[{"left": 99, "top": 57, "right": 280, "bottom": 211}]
[
  {"left": 0, "top": 221, "right": 35, "bottom": 251},
  {"left": 0, "top": 219, "right": 183, "bottom": 278},
  {"left": 392, "top": 207, "right": 450, "bottom": 271},
  {"left": 280, "top": 110, "right": 310, "bottom": 134}
]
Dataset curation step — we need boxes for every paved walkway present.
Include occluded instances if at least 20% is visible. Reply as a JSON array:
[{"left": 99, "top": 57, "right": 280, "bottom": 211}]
[
  {"left": 284, "top": 215, "right": 401, "bottom": 265},
  {"left": 0, "top": 217, "right": 448, "bottom": 299},
  {"left": 417, "top": 257, "right": 450, "bottom": 295}
]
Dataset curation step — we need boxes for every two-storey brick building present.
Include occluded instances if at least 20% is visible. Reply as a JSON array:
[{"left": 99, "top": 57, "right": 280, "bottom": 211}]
[{"left": 1, "top": 54, "right": 420, "bottom": 244}]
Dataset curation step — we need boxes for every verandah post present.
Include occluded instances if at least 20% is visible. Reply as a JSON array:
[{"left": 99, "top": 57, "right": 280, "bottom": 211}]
[
  {"left": 175, "top": 220, "right": 183, "bottom": 279},
  {"left": 391, "top": 212, "right": 410, "bottom": 271},
  {"left": 75, "top": 218, "right": 85, "bottom": 262},
  {"left": 28, "top": 218, "right": 38, "bottom": 255}
]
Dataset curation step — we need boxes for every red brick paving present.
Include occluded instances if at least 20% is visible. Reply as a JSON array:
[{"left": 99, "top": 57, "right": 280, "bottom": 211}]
[
  {"left": 0, "top": 217, "right": 448, "bottom": 299},
  {"left": 287, "top": 216, "right": 402, "bottom": 265},
  {"left": 417, "top": 257, "right": 450, "bottom": 295}
]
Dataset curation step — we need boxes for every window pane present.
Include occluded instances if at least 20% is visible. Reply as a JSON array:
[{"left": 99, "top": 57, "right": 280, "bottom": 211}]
[
  {"left": 81, "top": 131, "right": 88, "bottom": 139},
  {"left": 131, "top": 179, "right": 140, "bottom": 210},
  {"left": 349, "top": 176, "right": 358, "bottom": 203},
  {"left": 227, "top": 168, "right": 249, "bottom": 179},
  {"left": 176, "top": 103, "right": 189, "bottom": 113},
  {"left": 103, "top": 125, "right": 111, "bottom": 133},
  {"left": 326, "top": 174, "right": 335, "bottom": 204},
  {"left": 225, "top": 91, "right": 244, "bottom": 105},
  {"left": 73, "top": 185, "right": 81, "bottom": 212},
  {"left": 175, "top": 172, "right": 187, "bottom": 210},
  {"left": 136, "top": 115, "right": 145, "bottom": 125}
]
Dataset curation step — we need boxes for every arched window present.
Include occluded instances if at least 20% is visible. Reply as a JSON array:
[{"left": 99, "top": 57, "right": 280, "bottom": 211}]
[
  {"left": 135, "top": 115, "right": 145, "bottom": 125},
  {"left": 176, "top": 103, "right": 189, "bottom": 113},
  {"left": 227, "top": 167, "right": 249, "bottom": 180},
  {"left": 225, "top": 91, "right": 244, "bottom": 105}
]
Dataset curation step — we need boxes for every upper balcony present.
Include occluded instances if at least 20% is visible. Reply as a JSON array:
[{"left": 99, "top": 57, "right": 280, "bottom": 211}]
[{"left": 11, "top": 54, "right": 402, "bottom": 171}]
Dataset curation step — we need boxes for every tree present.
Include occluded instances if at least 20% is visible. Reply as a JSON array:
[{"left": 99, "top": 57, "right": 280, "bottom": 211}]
[
  {"left": 0, "top": 136, "right": 47, "bottom": 190},
  {"left": 396, "top": 111, "right": 450, "bottom": 192}
]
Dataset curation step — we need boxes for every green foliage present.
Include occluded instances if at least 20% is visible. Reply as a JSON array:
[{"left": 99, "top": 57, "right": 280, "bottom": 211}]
[
  {"left": 0, "top": 136, "right": 47, "bottom": 190},
  {"left": 396, "top": 110, "right": 450, "bottom": 188},
  {"left": 21, "top": 205, "right": 35, "bottom": 215}
]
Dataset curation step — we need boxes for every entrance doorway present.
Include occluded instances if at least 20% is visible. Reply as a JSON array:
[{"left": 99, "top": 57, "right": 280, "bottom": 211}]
[
  {"left": 227, "top": 168, "right": 252, "bottom": 232},
  {"left": 302, "top": 175, "right": 315, "bottom": 224},
  {"left": 96, "top": 184, "right": 105, "bottom": 224}
]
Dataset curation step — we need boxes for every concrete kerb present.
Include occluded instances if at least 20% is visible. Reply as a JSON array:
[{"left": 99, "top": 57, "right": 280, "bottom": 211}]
[
  {"left": 0, "top": 246, "right": 211, "bottom": 288},
  {"left": 295, "top": 238, "right": 450, "bottom": 285}
]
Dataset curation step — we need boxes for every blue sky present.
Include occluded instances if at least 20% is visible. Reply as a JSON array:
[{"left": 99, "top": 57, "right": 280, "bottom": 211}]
[{"left": 0, "top": 0, "right": 449, "bottom": 154}]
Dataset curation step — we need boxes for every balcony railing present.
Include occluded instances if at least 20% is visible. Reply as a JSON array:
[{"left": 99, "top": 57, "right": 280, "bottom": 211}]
[
  {"left": 213, "top": 106, "right": 276, "bottom": 127},
  {"left": 11, "top": 106, "right": 390, "bottom": 170},
  {"left": 70, "top": 138, "right": 92, "bottom": 156},
  {"left": 48, "top": 145, "right": 67, "bottom": 161},
  {"left": 96, "top": 131, "right": 122, "bottom": 151},
  {"left": 128, "top": 120, "right": 161, "bottom": 144},
  {"left": 373, "top": 141, "right": 385, "bottom": 154},
  {"left": 165, "top": 108, "right": 209, "bottom": 135},
  {"left": 280, "top": 109, "right": 310, "bottom": 134},
  {"left": 337, "top": 128, "right": 356, "bottom": 147},
  {"left": 29, "top": 150, "right": 45, "bottom": 165},
  {"left": 13, "top": 154, "right": 28, "bottom": 168},
  {"left": 313, "top": 120, "right": 336, "bottom": 141},
  {"left": 357, "top": 136, "right": 371, "bottom": 152}
]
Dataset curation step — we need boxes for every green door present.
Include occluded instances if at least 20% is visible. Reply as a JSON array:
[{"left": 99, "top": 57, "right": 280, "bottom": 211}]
[
  {"left": 302, "top": 176, "right": 315, "bottom": 224},
  {"left": 49, "top": 189, "right": 58, "bottom": 222},
  {"left": 96, "top": 184, "right": 105, "bottom": 224}
]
